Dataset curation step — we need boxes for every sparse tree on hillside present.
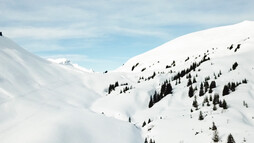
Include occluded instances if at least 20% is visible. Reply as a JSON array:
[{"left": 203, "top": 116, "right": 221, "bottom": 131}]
[
  {"left": 142, "top": 121, "right": 146, "bottom": 127},
  {"left": 199, "top": 111, "right": 204, "bottom": 120},
  {"left": 187, "top": 78, "right": 192, "bottom": 86},
  {"left": 212, "top": 130, "right": 219, "bottom": 142},
  {"left": 212, "top": 122, "right": 217, "bottom": 130},
  {"left": 199, "top": 83, "right": 204, "bottom": 96},
  {"left": 222, "top": 85, "right": 230, "bottom": 96},
  {"left": 192, "top": 96, "right": 198, "bottom": 108},
  {"left": 232, "top": 62, "right": 238, "bottom": 70},
  {"left": 227, "top": 134, "right": 235, "bottom": 143},
  {"left": 188, "top": 86, "right": 194, "bottom": 98},
  {"left": 148, "top": 96, "right": 153, "bottom": 108},
  {"left": 148, "top": 119, "right": 151, "bottom": 124},
  {"left": 209, "top": 95, "right": 213, "bottom": 101},
  {"left": 230, "top": 82, "right": 236, "bottom": 91},
  {"left": 209, "top": 87, "right": 213, "bottom": 93},
  {"left": 213, "top": 104, "right": 217, "bottom": 111},
  {"left": 209, "top": 81, "right": 216, "bottom": 93},
  {"left": 204, "top": 81, "right": 209, "bottom": 92},
  {"left": 222, "top": 99, "right": 228, "bottom": 109},
  {"left": 213, "top": 93, "right": 220, "bottom": 105},
  {"left": 193, "top": 77, "right": 197, "bottom": 83},
  {"left": 144, "top": 138, "right": 148, "bottom": 143}
]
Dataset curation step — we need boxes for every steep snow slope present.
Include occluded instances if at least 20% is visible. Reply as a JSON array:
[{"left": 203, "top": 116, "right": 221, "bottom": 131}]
[
  {"left": 0, "top": 36, "right": 142, "bottom": 143},
  {"left": 92, "top": 21, "right": 254, "bottom": 143}
]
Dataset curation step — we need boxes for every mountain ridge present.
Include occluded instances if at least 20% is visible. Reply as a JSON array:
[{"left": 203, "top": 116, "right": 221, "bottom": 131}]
[{"left": 115, "top": 20, "right": 254, "bottom": 73}]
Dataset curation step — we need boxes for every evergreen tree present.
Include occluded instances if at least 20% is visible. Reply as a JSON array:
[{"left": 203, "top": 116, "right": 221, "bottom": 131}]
[
  {"left": 144, "top": 138, "right": 148, "bottom": 143},
  {"left": 222, "top": 99, "right": 228, "bottom": 109},
  {"left": 165, "top": 82, "right": 173, "bottom": 95},
  {"left": 242, "top": 79, "right": 247, "bottom": 84},
  {"left": 153, "top": 91, "right": 159, "bottom": 103},
  {"left": 199, "top": 111, "right": 204, "bottom": 120},
  {"left": 219, "top": 100, "right": 223, "bottom": 108},
  {"left": 229, "top": 44, "right": 233, "bottom": 50},
  {"left": 192, "top": 96, "right": 198, "bottom": 108},
  {"left": 187, "top": 78, "right": 192, "bottom": 86},
  {"left": 206, "top": 101, "right": 210, "bottom": 106},
  {"left": 204, "top": 81, "right": 209, "bottom": 92},
  {"left": 213, "top": 104, "right": 217, "bottom": 111},
  {"left": 188, "top": 86, "right": 194, "bottom": 98},
  {"left": 142, "top": 121, "right": 146, "bottom": 127},
  {"left": 210, "top": 81, "right": 216, "bottom": 89},
  {"left": 203, "top": 96, "right": 208, "bottom": 104},
  {"left": 160, "top": 82, "right": 166, "bottom": 96},
  {"left": 209, "top": 95, "right": 213, "bottom": 102},
  {"left": 108, "top": 84, "right": 115, "bottom": 94},
  {"left": 222, "top": 85, "right": 230, "bottom": 96},
  {"left": 213, "top": 93, "right": 220, "bottom": 105},
  {"left": 227, "top": 134, "right": 235, "bottom": 143},
  {"left": 186, "top": 73, "right": 191, "bottom": 79},
  {"left": 148, "top": 119, "right": 151, "bottom": 124},
  {"left": 193, "top": 77, "right": 197, "bottom": 83},
  {"left": 115, "top": 81, "right": 119, "bottom": 87},
  {"left": 212, "top": 130, "right": 219, "bottom": 142},
  {"left": 232, "top": 62, "right": 238, "bottom": 70},
  {"left": 208, "top": 87, "right": 213, "bottom": 93},
  {"left": 231, "top": 82, "right": 236, "bottom": 91},
  {"left": 212, "top": 122, "right": 217, "bottom": 130},
  {"left": 199, "top": 83, "right": 204, "bottom": 96},
  {"left": 148, "top": 96, "right": 153, "bottom": 108}
]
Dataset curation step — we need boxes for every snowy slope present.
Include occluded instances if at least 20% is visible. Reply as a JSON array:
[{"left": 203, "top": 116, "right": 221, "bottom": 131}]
[
  {"left": 1, "top": 21, "right": 254, "bottom": 143},
  {"left": 0, "top": 36, "right": 142, "bottom": 143},
  {"left": 92, "top": 21, "right": 254, "bottom": 143},
  {"left": 116, "top": 21, "right": 254, "bottom": 72}
]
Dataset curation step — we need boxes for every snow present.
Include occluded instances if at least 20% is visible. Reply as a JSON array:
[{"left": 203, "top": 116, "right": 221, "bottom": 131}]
[
  {"left": 0, "top": 36, "right": 142, "bottom": 143},
  {"left": 115, "top": 21, "right": 254, "bottom": 73},
  {"left": 1, "top": 21, "right": 254, "bottom": 143},
  {"left": 47, "top": 58, "right": 94, "bottom": 73}
]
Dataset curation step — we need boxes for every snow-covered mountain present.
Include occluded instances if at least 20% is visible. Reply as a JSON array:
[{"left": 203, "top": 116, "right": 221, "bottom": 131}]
[
  {"left": 1, "top": 21, "right": 254, "bottom": 143},
  {"left": 116, "top": 21, "right": 254, "bottom": 73},
  {"left": 0, "top": 36, "right": 142, "bottom": 143},
  {"left": 47, "top": 58, "right": 94, "bottom": 73}
]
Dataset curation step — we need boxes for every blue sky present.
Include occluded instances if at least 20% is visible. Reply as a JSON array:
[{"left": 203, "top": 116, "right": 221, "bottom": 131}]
[{"left": 1, "top": 0, "right": 254, "bottom": 71}]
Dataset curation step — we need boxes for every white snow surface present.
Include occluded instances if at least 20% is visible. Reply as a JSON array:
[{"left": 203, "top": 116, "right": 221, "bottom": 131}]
[
  {"left": 0, "top": 37, "right": 142, "bottom": 143},
  {"left": 1, "top": 21, "right": 254, "bottom": 143},
  {"left": 47, "top": 58, "right": 94, "bottom": 73}
]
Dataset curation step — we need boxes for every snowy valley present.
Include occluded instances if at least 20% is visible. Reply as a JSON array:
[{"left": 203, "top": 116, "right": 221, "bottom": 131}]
[{"left": 1, "top": 21, "right": 254, "bottom": 143}]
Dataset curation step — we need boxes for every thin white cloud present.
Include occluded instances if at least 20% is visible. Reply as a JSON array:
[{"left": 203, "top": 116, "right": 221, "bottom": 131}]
[
  {"left": 1, "top": 27, "right": 99, "bottom": 40},
  {"left": 1, "top": 0, "right": 254, "bottom": 40}
]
